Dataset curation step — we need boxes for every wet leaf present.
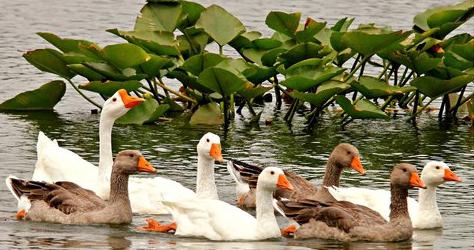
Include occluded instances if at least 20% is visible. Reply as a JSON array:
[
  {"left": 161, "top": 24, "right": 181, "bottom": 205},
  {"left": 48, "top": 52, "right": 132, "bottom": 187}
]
[
  {"left": 117, "top": 96, "right": 169, "bottom": 125},
  {"left": 79, "top": 80, "right": 142, "bottom": 96},
  {"left": 342, "top": 30, "right": 411, "bottom": 56},
  {"left": 0, "top": 80, "right": 66, "bottom": 111},
  {"left": 336, "top": 96, "right": 389, "bottom": 119},
  {"left": 239, "top": 85, "right": 272, "bottom": 100},
  {"left": 410, "top": 74, "right": 474, "bottom": 98},
  {"left": 290, "top": 81, "right": 350, "bottom": 107},
  {"left": 353, "top": 76, "right": 416, "bottom": 99},
  {"left": 135, "top": 2, "right": 183, "bottom": 32},
  {"left": 37, "top": 32, "right": 102, "bottom": 62},
  {"left": 265, "top": 11, "right": 301, "bottom": 37},
  {"left": 23, "top": 49, "right": 75, "bottom": 79},
  {"left": 108, "top": 29, "right": 180, "bottom": 56},
  {"left": 198, "top": 67, "right": 247, "bottom": 96},
  {"left": 102, "top": 43, "right": 150, "bottom": 69},
  {"left": 182, "top": 53, "right": 227, "bottom": 76},
  {"left": 195, "top": 5, "right": 245, "bottom": 46},
  {"left": 140, "top": 54, "right": 175, "bottom": 78},
  {"left": 189, "top": 102, "right": 223, "bottom": 125}
]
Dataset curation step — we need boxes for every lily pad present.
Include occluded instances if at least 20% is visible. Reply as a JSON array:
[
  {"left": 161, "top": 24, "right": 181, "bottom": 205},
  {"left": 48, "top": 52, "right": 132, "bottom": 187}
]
[
  {"left": 0, "top": 80, "right": 66, "bottom": 111},
  {"left": 23, "top": 49, "right": 75, "bottom": 79},
  {"left": 278, "top": 42, "right": 323, "bottom": 67},
  {"left": 239, "top": 84, "right": 272, "bottom": 100},
  {"left": 265, "top": 11, "right": 301, "bottom": 37},
  {"left": 140, "top": 54, "right": 175, "bottom": 78},
  {"left": 182, "top": 53, "right": 227, "bottom": 76},
  {"left": 229, "top": 31, "right": 262, "bottom": 50},
  {"left": 134, "top": 2, "right": 183, "bottom": 32},
  {"left": 336, "top": 96, "right": 389, "bottom": 119},
  {"left": 79, "top": 80, "right": 142, "bottom": 96},
  {"left": 178, "top": 1, "right": 205, "bottom": 29},
  {"left": 410, "top": 74, "right": 474, "bottom": 98},
  {"left": 108, "top": 29, "right": 180, "bottom": 56},
  {"left": 281, "top": 66, "right": 345, "bottom": 91},
  {"left": 342, "top": 30, "right": 411, "bottom": 56},
  {"left": 198, "top": 67, "right": 247, "bottom": 96},
  {"left": 195, "top": 5, "right": 245, "bottom": 46},
  {"left": 68, "top": 64, "right": 106, "bottom": 81},
  {"left": 102, "top": 43, "right": 151, "bottom": 69},
  {"left": 117, "top": 96, "right": 169, "bottom": 125},
  {"left": 290, "top": 81, "right": 350, "bottom": 107},
  {"left": 352, "top": 76, "right": 417, "bottom": 99},
  {"left": 37, "top": 32, "right": 102, "bottom": 62},
  {"left": 189, "top": 102, "right": 223, "bottom": 125}
]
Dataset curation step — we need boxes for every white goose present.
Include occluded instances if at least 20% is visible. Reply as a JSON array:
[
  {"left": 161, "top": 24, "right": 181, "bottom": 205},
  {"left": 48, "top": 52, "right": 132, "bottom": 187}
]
[
  {"left": 149, "top": 167, "right": 294, "bottom": 241},
  {"left": 327, "top": 161, "right": 462, "bottom": 229}
]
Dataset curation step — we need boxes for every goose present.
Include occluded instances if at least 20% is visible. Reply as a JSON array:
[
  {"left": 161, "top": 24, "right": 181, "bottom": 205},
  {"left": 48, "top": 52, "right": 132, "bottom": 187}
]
[
  {"left": 327, "top": 161, "right": 462, "bottom": 228},
  {"left": 6, "top": 150, "right": 156, "bottom": 224},
  {"left": 32, "top": 89, "right": 144, "bottom": 198},
  {"left": 227, "top": 143, "right": 366, "bottom": 208},
  {"left": 278, "top": 163, "right": 426, "bottom": 242},
  {"left": 140, "top": 167, "right": 294, "bottom": 241}
]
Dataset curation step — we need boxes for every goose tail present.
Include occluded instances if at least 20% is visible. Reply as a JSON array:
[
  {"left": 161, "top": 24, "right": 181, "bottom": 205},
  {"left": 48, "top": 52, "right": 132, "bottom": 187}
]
[{"left": 36, "top": 131, "right": 58, "bottom": 157}]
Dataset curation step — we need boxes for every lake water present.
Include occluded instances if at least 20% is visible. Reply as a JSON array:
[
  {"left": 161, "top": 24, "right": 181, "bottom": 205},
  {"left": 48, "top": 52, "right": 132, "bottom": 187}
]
[{"left": 0, "top": 0, "right": 473, "bottom": 249}]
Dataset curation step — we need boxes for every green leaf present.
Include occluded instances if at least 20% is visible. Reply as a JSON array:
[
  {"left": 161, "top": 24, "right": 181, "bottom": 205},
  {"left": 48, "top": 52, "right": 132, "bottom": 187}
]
[
  {"left": 108, "top": 29, "right": 180, "bottom": 56},
  {"left": 117, "top": 96, "right": 169, "bottom": 125},
  {"left": 135, "top": 2, "right": 183, "bottom": 32},
  {"left": 140, "top": 54, "right": 175, "bottom": 78},
  {"left": 68, "top": 64, "right": 106, "bottom": 81},
  {"left": 295, "top": 19, "right": 326, "bottom": 43},
  {"left": 261, "top": 48, "right": 287, "bottom": 67},
  {"left": 281, "top": 65, "right": 345, "bottom": 91},
  {"left": 331, "top": 17, "right": 354, "bottom": 32},
  {"left": 265, "top": 11, "right": 301, "bottom": 37},
  {"left": 23, "top": 49, "right": 75, "bottom": 79},
  {"left": 37, "top": 32, "right": 102, "bottom": 62},
  {"left": 79, "top": 80, "right": 142, "bottom": 96},
  {"left": 182, "top": 53, "right": 227, "bottom": 76},
  {"left": 102, "top": 43, "right": 151, "bottom": 69},
  {"left": 410, "top": 74, "right": 474, "bottom": 98},
  {"left": 239, "top": 84, "right": 272, "bottom": 100},
  {"left": 444, "top": 40, "right": 474, "bottom": 70},
  {"left": 352, "top": 76, "right": 417, "bottom": 99},
  {"left": 195, "top": 5, "right": 245, "bottom": 46},
  {"left": 0, "top": 80, "right": 66, "bottom": 111},
  {"left": 229, "top": 31, "right": 262, "bottom": 50},
  {"left": 278, "top": 42, "right": 323, "bottom": 67},
  {"left": 83, "top": 62, "right": 147, "bottom": 81},
  {"left": 178, "top": 1, "right": 206, "bottom": 29},
  {"left": 198, "top": 67, "right": 247, "bottom": 96},
  {"left": 290, "top": 81, "right": 350, "bottom": 107},
  {"left": 336, "top": 96, "right": 389, "bottom": 119},
  {"left": 167, "top": 69, "right": 213, "bottom": 93},
  {"left": 189, "top": 102, "right": 223, "bottom": 125},
  {"left": 342, "top": 30, "right": 411, "bottom": 56}
]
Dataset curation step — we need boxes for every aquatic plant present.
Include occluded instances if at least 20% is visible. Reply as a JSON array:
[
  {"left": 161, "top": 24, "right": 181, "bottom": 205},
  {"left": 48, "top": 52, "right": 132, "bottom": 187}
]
[{"left": 1, "top": 0, "right": 473, "bottom": 127}]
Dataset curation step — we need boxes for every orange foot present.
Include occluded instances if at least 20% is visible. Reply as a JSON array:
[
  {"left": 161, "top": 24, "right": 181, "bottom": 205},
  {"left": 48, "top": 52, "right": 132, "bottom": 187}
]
[
  {"left": 137, "top": 218, "right": 177, "bottom": 233},
  {"left": 281, "top": 225, "right": 297, "bottom": 237},
  {"left": 16, "top": 209, "right": 26, "bottom": 220}
]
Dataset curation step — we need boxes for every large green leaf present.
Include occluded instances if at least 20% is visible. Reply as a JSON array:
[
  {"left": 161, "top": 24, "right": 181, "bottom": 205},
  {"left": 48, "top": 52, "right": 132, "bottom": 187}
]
[
  {"left": 352, "top": 76, "right": 416, "bottom": 99},
  {"left": 265, "top": 11, "right": 301, "bottom": 37},
  {"left": 37, "top": 32, "right": 102, "bottom": 62},
  {"left": 413, "top": 0, "right": 474, "bottom": 39},
  {"left": 444, "top": 40, "right": 474, "bottom": 70},
  {"left": 295, "top": 18, "right": 326, "bottom": 43},
  {"left": 278, "top": 42, "right": 323, "bottom": 67},
  {"left": 239, "top": 84, "right": 272, "bottom": 100},
  {"left": 79, "top": 80, "right": 142, "bottom": 96},
  {"left": 134, "top": 2, "right": 183, "bottom": 32},
  {"left": 102, "top": 43, "right": 150, "bottom": 69},
  {"left": 108, "top": 29, "right": 180, "bottom": 56},
  {"left": 177, "top": 29, "right": 210, "bottom": 56},
  {"left": 336, "top": 96, "right": 389, "bottom": 119},
  {"left": 197, "top": 67, "right": 247, "bottom": 96},
  {"left": 195, "top": 5, "right": 245, "bottom": 46},
  {"left": 167, "top": 69, "right": 213, "bottom": 93},
  {"left": 189, "top": 102, "right": 223, "bottom": 125},
  {"left": 23, "top": 49, "right": 75, "bottom": 79},
  {"left": 281, "top": 65, "right": 345, "bottom": 91},
  {"left": 290, "top": 81, "right": 350, "bottom": 107},
  {"left": 68, "top": 64, "right": 106, "bottom": 81},
  {"left": 140, "top": 54, "right": 175, "bottom": 78},
  {"left": 0, "top": 80, "right": 66, "bottom": 111},
  {"left": 342, "top": 30, "right": 411, "bottom": 56},
  {"left": 182, "top": 53, "right": 227, "bottom": 76},
  {"left": 410, "top": 74, "right": 474, "bottom": 98},
  {"left": 178, "top": 1, "right": 205, "bottom": 29},
  {"left": 83, "top": 62, "right": 147, "bottom": 81},
  {"left": 229, "top": 31, "right": 262, "bottom": 50},
  {"left": 117, "top": 96, "right": 169, "bottom": 125}
]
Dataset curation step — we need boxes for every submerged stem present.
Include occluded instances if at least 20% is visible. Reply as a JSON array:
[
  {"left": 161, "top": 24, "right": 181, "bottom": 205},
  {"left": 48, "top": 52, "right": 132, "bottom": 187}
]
[{"left": 66, "top": 79, "right": 102, "bottom": 109}]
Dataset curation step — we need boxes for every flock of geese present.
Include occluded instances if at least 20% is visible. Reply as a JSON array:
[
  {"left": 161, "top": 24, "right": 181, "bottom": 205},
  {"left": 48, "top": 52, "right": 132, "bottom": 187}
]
[{"left": 5, "top": 89, "right": 462, "bottom": 242}]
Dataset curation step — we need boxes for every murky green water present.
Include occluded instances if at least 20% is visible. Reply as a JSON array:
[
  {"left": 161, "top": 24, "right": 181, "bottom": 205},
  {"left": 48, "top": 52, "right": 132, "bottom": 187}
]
[{"left": 0, "top": 0, "right": 473, "bottom": 249}]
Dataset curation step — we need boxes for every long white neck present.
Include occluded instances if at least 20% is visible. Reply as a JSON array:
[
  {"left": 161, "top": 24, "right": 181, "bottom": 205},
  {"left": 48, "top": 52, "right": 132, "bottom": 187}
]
[
  {"left": 255, "top": 185, "right": 280, "bottom": 239},
  {"left": 96, "top": 112, "right": 115, "bottom": 198},
  {"left": 195, "top": 155, "right": 218, "bottom": 199},
  {"left": 418, "top": 185, "right": 439, "bottom": 213}
]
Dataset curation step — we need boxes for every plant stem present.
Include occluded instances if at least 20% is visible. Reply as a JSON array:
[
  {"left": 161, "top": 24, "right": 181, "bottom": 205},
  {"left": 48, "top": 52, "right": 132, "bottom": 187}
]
[
  {"left": 344, "top": 55, "right": 370, "bottom": 82},
  {"left": 450, "top": 91, "right": 473, "bottom": 112},
  {"left": 398, "top": 66, "right": 409, "bottom": 85},
  {"left": 246, "top": 100, "right": 257, "bottom": 116},
  {"left": 145, "top": 79, "right": 161, "bottom": 103},
  {"left": 155, "top": 78, "right": 197, "bottom": 104},
  {"left": 219, "top": 45, "right": 223, "bottom": 55},
  {"left": 66, "top": 79, "right": 102, "bottom": 109},
  {"left": 408, "top": 96, "right": 433, "bottom": 121},
  {"left": 183, "top": 29, "right": 198, "bottom": 54},
  {"left": 412, "top": 90, "right": 420, "bottom": 123},
  {"left": 451, "top": 86, "right": 467, "bottom": 118},
  {"left": 273, "top": 76, "right": 282, "bottom": 109}
]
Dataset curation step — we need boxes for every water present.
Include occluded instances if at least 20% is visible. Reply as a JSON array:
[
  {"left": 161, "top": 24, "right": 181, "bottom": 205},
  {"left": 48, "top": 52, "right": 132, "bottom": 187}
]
[{"left": 0, "top": 0, "right": 473, "bottom": 249}]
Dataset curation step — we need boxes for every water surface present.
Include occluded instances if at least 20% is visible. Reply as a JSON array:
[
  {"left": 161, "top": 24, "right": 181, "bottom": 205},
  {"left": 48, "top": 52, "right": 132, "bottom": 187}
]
[{"left": 0, "top": 0, "right": 473, "bottom": 249}]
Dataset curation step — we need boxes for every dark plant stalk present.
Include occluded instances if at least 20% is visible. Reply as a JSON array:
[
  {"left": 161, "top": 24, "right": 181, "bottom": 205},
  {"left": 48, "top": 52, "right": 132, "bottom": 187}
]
[
  {"left": 398, "top": 66, "right": 409, "bottom": 85},
  {"left": 145, "top": 79, "right": 161, "bottom": 103},
  {"left": 342, "top": 118, "right": 354, "bottom": 128},
  {"left": 155, "top": 78, "right": 197, "bottom": 104},
  {"left": 451, "top": 86, "right": 467, "bottom": 118},
  {"left": 411, "top": 90, "right": 420, "bottom": 123},
  {"left": 377, "top": 61, "right": 390, "bottom": 80},
  {"left": 182, "top": 29, "right": 198, "bottom": 54},
  {"left": 450, "top": 91, "right": 473, "bottom": 112},
  {"left": 444, "top": 94, "right": 452, "bottom": 119},
  {"left": 66, "top": 79, "right": 102, "bottom": 109},
  {"left": 273, "top": 76, "right": 282, "bottom": 109},
  {"left": 350, "top": 54, "right": 361, "bottom": 73},
  {"left": 246, "top": 100, "right": 257, "bottom": 116},
  {"left": 438, "top": 95, "right": 446, "bottom": 120},
  {"left": 381, "top": 96, "right": 394, "bottom": 111},
  {"left": 219, "top": 45, "right": 223, "bottom": 55},
  {"left": 408, "top": 97, "right": 434, "bottom": 121}
]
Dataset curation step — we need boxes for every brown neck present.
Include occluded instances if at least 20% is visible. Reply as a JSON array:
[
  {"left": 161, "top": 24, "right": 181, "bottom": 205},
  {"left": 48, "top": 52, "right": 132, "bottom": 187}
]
[
  {"left": 109, "top": 169, "right": 131, "bottom": 207},
  {"left": 322, "top": 157, "right": 342, "bottom": 187},
  {"left": 389, "top": 184, "right": 410, "bottom": 222}
]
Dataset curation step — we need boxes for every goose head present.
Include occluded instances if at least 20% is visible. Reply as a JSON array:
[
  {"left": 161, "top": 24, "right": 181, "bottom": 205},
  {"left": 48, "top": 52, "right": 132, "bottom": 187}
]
[
  {"left": 330, "top": 143, "right": 366, "bottom": 175},
  {"left": 257, "top": 167, "right": 294, "bottom": 191},
  {"left": 114, "top": 150, "right": 156, "bottom": 175},
  {"left": 102, "top": 89, "right": 145, "bottom": 120},
  {"left": 421, "top": 161, "right": 462, "bottom": 187},
  {"left": 391, "top": 163, "right": 426, "bottom": 189},
  {"left": 197, "top": 132, "right": 224, "bottom": 163}
]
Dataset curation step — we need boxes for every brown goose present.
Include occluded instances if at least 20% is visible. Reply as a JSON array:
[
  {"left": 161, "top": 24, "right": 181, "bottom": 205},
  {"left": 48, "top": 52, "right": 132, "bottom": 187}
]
[
  {"left": 227, "top": 143, "right": 366, "bottom": 208},
  {"left": 278, "top": 163, "right": 426, "bottom": 242},
  {"left": 8, "top": 150, "right": 156, "bottom": 225}
]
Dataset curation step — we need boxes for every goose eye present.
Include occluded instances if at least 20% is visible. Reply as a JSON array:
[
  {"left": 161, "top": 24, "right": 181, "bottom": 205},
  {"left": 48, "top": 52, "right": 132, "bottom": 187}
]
[
  {"left": 346, "top": 151, "right": 351, "bottom": 155},
  {"left": 402, "top": 168, "right": 407, "bottom": 172},
  {"left": 129, "top": 154, "right": 134, "bottom": 158},
  {"left": 270, "top": 171, "right": 274, "bottom": 175},
  {"left": 206, "top": 138, "right": 210, "bottom": 143},
  {"left": 112, "top": 97, "right": 117, "bottom": 102},
  {"left": 435, "top": 166, "right": 440, "bottom": 170}
]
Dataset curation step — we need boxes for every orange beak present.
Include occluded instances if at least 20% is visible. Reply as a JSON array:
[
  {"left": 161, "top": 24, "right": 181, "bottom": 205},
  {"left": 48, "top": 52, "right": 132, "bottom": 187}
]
[
  {"left": 350, "top": 156, "right": 366, "bottom": 175},
  {"left": 118, "top": 89, "right": 145, "bottom": 109},
  {"left": 409, "top": 172, "right": 426, "bottom": 188},
  {"left": 137, "top": 156, "right": 157, "bottom": 174},
  {"left": 443, "top": 168, "right": 462, "bottom": 182},
  {"left": 277, "top": 174, "right": 294, "bottom": 190},
  {"left": 210, "top": 143, "right": 224, "bottom": 163}
]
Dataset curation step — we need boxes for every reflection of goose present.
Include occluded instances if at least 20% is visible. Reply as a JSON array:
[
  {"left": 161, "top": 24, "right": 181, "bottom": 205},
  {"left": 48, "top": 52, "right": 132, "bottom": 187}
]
[
  {"left": 328, "top": 161, "right": 461, "bottom": 228},
  {"left": 32, "top": 90, "right": 144, "bottom": 199},
  {"left": 7, "top": 150, "right": 155, "bottom": 224},
  {"left": 143, "top": 167, "right": 294, "bottom": 241},
  {"left": 227, "top": 143, "right": 366, "bottom": 208},
  {"left": 279, "top": 164, "right": 426, "bottom": 242}
]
